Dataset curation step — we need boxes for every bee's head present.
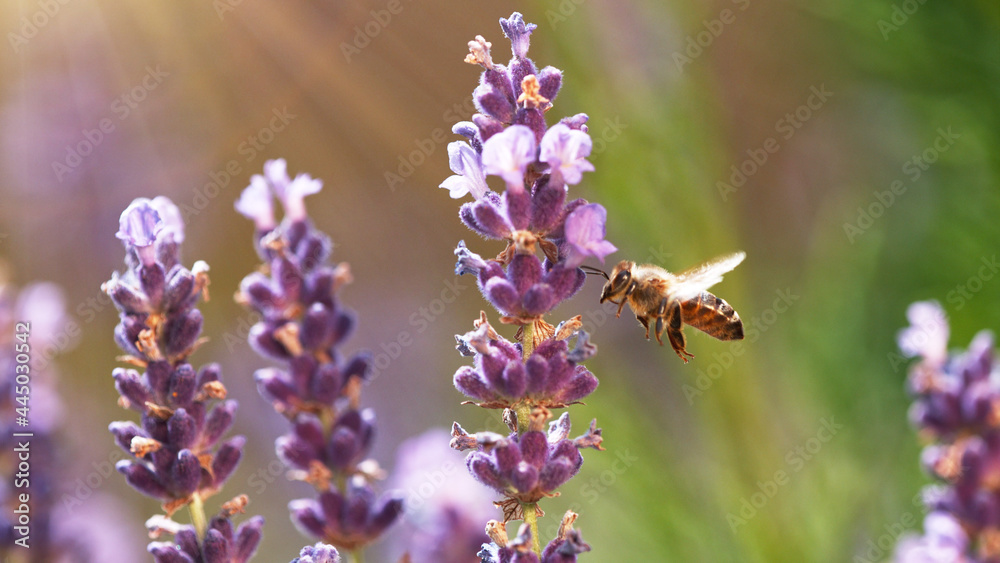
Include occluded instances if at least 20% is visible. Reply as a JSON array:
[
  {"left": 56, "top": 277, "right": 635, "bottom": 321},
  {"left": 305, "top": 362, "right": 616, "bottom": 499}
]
[{"left": 600, "top": 261, "right": 635, "bottom": 303}]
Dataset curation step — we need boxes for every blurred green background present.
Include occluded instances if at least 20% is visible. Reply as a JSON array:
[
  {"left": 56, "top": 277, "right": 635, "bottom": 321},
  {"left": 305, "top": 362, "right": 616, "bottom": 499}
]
[{"left": 1, "top": 0, "right": 998, "bottom": 561}]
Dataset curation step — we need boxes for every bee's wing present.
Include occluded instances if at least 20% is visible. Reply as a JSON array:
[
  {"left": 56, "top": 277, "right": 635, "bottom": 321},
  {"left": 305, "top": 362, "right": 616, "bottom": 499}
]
[{"left": 671, "top": 251, "right": 745, "bottom": 300}]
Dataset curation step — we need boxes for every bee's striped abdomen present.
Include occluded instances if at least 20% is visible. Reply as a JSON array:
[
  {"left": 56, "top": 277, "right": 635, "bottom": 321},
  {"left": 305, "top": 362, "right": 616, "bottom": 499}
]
[{"left": 680, "top": 291, "right": 744, "bottom": 341}]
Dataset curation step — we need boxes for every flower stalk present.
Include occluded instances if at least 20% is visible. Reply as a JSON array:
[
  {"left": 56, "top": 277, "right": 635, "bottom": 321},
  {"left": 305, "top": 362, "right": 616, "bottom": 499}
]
[
  {"left": 235, "top": 160, "right": 402, "bottom": 560},
  {"left": 443, "top": 12, "right": 610, "bottom": 561}
]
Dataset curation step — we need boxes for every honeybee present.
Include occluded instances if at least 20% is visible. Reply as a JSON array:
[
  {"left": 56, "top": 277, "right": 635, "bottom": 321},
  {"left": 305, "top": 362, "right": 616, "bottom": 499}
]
[{"left": 583, "top": 252, "right": 745, "bottom": 363}]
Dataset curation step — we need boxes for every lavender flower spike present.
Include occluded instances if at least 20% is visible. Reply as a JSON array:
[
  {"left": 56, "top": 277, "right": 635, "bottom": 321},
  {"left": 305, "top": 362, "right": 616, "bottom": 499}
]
[
  {"left": 440, "top": 141, "right": 489, "bottom": 200},
  {"left": 443, "top": 12, "right": 612, "bottom": 558},
  {"left": 539, "top": 124, "right": 595, "bottom": 186},
  {"left": 482, "top": 125, "right": 537, "bottom": 190},
  {"left": 107, "top": 196, "right": 262, "bottom": 561}
]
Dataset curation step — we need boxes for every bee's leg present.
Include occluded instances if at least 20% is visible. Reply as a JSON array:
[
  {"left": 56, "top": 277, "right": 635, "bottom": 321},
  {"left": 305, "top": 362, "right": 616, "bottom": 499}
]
[
  {"left": 615, "top": 297, "right": 627, "bottom": 319},
  {"left": 659, "top": 299, "right": 694, "bottom": 362},
  {"left": 615, "top": 281, "right": 638, "bottom": 319},
  {"left": 637, "top": 315, "right": 651, "bottom": 339}
]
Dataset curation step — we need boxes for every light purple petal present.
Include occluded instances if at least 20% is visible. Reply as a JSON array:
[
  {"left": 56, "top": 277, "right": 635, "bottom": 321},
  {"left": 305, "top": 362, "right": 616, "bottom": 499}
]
[
  {"left": 282, "top": 173, "right": 323, "bottom": 221},
  {"left": 441, "top": 141, "right": 488, "bottom": 200},
  {"left": 235, "top": 175, "right": 276, "bottom": 230},
  {"left": 481, "top": 125, "right": 537, "bottom": 190},
  {"left": 564, "top": 203, "right": 616, "bottom": 267},
  {"left": 540, "top": 123, "right": 594, "bottom": 185},
  {"left": 150, "top": 196, "right": 185, "bottom": 243},
  {"left": 263, "top": 158, "right": 289, "bottom": 195},
  {"left": 116, "top": 199, "right": 163, "bottom": 264},
  {"left": 898, "top": 301, "right": 949, "bottom": 365}
]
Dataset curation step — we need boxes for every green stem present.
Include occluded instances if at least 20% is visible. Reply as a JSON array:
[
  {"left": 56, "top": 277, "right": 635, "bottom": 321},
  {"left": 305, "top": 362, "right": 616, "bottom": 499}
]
[
  {"left": 521, "top": 501, "right": 542, "bottom": 555},
  {"left": 522, "top": 321, "right": 536, "bottom": 358},
  {"left": 351, "top": 549, "right": 365, "bottom": 563},
  {"left": 188, "top": 493, "right": 207, "bottom": 541},
  {"left": 517, "top": 321, "right": 542, "bottom": 556}
]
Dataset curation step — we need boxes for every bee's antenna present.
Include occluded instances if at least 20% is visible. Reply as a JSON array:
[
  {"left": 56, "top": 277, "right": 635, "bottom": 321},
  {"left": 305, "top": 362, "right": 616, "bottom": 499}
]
[{"left": 579, "top": 265, "right": 609, "bottom": 280}]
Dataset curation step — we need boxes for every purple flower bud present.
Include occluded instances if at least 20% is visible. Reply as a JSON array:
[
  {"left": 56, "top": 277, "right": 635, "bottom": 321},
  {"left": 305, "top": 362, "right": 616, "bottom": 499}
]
[
  {"left": 290, "top": 498, "right": 329, "bottom": 539},
  {"left": 202, "top": 529, "right": 229, "bottom": 563},
  {"left": 515, "top": 107, "right": 547, "bottom": 144},
  {"left": 327, "top": 409, "right": 376, "bottom": 471},
  {"left": 167, "top": 363, "right": 198, "bottom": 407},
  {"left": 212, "top": 436, "right": 245, "bottom": 487},
  {"left": 114, "top": 368, "right": 150, "bottom": 411},
  {"left": 140, "top": 263, "right": 167, "bottom": 308},
  {"left": 453, "top": 121, "right": 482, "bottom": 152},
  {"left": 236, "top": 175, "right": 277, "bottom": 231},
  {"left": 163, "top": 309, "right": 203, "bottom": 358},
  {"left": 117, "top": 199, "right": 164, "bottom": 265},
  {"left": 167, "top": 409, "right": 197, "bottom": 449},
  {"left": 540, "top": 124, "right": 595, "bottom": 186},
  {"left": 482, "top": 125, "right": 537, "bottom": 190},
  {"left": 468, "top": 451, "right": 505, "bottom": 491},
  {"left": 505, "top": 188, "right": 532, "bottom": 230},
  {"left": 277, "top": 432, "right": 318, "bottom": 471},
  {"left": 301, "top": 303, "right": 335, "bottom": 351},
  {"left": 234, "top": 516, "right": 265, "bottom": 563},
  {"left": 148, "top": 543, "right": 196, "bottom": 563},
  {"left": 163, "top": 267, "right": 196, "bottom": 313},
  {"left": 441, "top": 141, "right": 490, "bottom": 200},
  {"left": 109, "top": 420, "right": 146, "bottom": 454},
  {"left": 171, "top": 449, "right": 202, "bottom": 496},
  {"left": 537, "top": 66, "right": 562, "bottom": 103},
  {"left": 473, "top": 113, "right": 505, "bottom": 142},
  {"left": 202, "top": 400, "right": 238, "bottom": 447},
  {"left": 530, "top": 175, "right": 567, "bottom": 234},
  {"left": 117, "top": 460, "right": 169, "bottom": 500},
  {"left": 475, "top": 84, "right": 515, "bottom": 123},
  {"left": 499, "top": 12, "right": 537, "bottom": 59},
  {"left": 107, "top": 276, "right": 151, "bottom": 314},
  {"left": 292, "top": 543, "right": 341, "bottom": 563}
]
